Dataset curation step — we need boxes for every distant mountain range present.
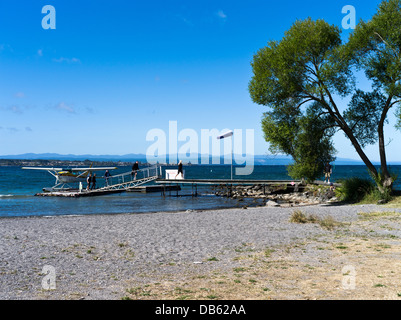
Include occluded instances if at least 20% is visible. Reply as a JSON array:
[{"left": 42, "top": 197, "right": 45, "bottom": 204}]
[{"left": 1, "top": 153, "right": 399, "bottom": 165}]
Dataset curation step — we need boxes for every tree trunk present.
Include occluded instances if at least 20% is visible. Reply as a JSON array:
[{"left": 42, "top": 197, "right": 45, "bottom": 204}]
[
  {"left": 342, "top": 125, "right": 379, "bottom": 180},
  {"left": 378, "top": 103, "right": 393, "bottom": 191},
  {"left": 320, "top": 89, "right": 380, "bottom": 183}
]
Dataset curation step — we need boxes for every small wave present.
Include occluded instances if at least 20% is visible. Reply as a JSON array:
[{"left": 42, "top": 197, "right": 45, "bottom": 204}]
[{"left": 0, "top": 194, "right": 32, "bottom": 199}]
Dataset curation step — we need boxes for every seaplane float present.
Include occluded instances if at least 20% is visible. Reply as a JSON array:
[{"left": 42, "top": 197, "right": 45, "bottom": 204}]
[{"left": 22, "top": 165, "right": 117, "bottom": 192}]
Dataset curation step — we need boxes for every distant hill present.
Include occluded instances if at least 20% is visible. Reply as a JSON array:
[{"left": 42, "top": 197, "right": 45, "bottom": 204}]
[
  {"left": 0, "top": 153, "right": 148, "bottom": 162},
  {"left": 1, "top": 153, "right": 400, "bottom": 165}
]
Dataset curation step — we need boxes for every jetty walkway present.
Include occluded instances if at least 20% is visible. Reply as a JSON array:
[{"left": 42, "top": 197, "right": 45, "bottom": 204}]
[{"left": 35, "top": 165, "right": 339, "bottom": 198}]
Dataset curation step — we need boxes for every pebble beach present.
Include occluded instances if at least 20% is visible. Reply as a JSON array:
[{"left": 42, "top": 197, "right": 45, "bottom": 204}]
[{"left": 1, "top": 203, "right": 401, "bottom": 300}]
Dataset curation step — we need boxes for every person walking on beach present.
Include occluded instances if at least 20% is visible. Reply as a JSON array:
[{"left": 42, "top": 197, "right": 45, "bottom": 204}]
[
  {"left": 91, "top": 173, "right": 97, "bottom": 190},
  {"left": 131, "top": 161, "right": 139, "bottom": 180},
  {"left": 324, "top": 162, "right": 332, "bottom": 184},
  {"left": 175, "top": 160, "right": 183, "bottom": 179},
  {"left": 104, "top": 170, "right": 111, "bottom": 186},
  {"left": 86, "top": 173, "right": 92, "bottom": 191}
]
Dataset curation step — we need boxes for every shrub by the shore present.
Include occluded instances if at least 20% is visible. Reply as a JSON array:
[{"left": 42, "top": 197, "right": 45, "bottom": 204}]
[{"left": 336, "top": 177, "right": 394, "bottom": 204}]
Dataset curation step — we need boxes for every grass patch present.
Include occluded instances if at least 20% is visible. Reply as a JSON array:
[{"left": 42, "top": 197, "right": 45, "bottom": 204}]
[
  {"left": 358, "top": 211, "right": 400, "bottom": 220},
  {"left": 207, "top": 257, "right": 219, "bottom": 262},
  {"left": 264, "top": 248, "right": 275, "bottom": 258},
  {"left": 289, "top": 210, "right": 342, "bottom": 230},
  {"left": 384, "top": 194, "right": 401, "bottom": 208},
  {"left": 289, "top": 210, "right": 318, "bottom": 224},
  {"left": 319, "top": 216, "right": 342, "bottom": 230}
]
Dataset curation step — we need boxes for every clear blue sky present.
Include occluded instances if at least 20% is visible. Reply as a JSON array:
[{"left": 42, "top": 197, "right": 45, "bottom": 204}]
[{"left": 1, "top": 0, "right": 399, "bottom": 161}]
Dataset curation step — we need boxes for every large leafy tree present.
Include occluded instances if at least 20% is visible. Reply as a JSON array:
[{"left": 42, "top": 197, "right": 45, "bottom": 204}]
[
  {"left": 249, "top": 0, "right": 401, "bottom": 192},
  {"left": 346, "top": 0, "right": 401, "bottom": 189}
]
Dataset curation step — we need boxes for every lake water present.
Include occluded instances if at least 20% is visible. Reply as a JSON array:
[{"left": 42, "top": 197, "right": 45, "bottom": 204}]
[{"left": 0, "top": 165, "right": 400, "bottom": 218}]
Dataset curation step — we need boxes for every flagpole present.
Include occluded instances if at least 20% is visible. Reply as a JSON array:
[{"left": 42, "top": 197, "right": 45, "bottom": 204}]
[
  {"left": 217, "top": 130, "right": 234, "bottom": 181},
  {"left": 231, "top": 136, "right": 233, "bottom": 180}
]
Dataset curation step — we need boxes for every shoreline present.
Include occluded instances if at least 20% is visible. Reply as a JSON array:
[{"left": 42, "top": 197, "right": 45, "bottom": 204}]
[{"left": 1, "top": 203, "right": 401, "bottom": 300}]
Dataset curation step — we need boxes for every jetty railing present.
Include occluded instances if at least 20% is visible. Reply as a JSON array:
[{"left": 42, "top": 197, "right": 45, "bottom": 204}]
[{"left": 100, "top": 164, "right": 161, "bottom": 190}]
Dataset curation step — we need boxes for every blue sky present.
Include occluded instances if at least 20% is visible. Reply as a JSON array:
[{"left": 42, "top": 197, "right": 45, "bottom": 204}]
[{"left": 0, "top": 0, "right": 399, "bottom": 161}]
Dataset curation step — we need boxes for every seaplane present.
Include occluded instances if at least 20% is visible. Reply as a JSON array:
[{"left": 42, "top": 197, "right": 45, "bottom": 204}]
[{"left": 22, "top": 165, "right": 117, "bottom": 192}]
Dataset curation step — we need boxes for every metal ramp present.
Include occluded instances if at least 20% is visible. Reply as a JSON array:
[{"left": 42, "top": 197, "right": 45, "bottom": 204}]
[{"left": 99, "top": 164, "right": 161, "bottom": 191}]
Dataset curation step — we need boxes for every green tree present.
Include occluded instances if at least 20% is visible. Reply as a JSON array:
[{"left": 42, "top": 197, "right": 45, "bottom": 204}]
[
  {"left": 345, "top": 0, "right": 401, "bottom": 190},
  {"left": 261, "top": 102, "right": 336, "bottom": 182},
  {"left": 249, "top": 0, "right": 401, "bottom": 193}
]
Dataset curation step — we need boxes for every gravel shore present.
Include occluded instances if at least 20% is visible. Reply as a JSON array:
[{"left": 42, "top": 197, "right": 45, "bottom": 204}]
[{"left": 1, "top": 203, "right": 401, "bottom": 300}]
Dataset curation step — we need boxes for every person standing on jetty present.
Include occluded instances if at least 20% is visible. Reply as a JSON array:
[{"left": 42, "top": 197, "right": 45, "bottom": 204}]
[
  {"left": 104, "top": 170, "right": 111, "bottom": 186},
  {"left": 131, "top": 161, "right": 139, "bottom": 180},
  {"left": 91, "top": 173, "right": 97, "bottom": 190},
  {"left": 324, "top": 162, "right": 332, "bottom": 184},
  {"left": 175, "top": 160, "right": 183, "bottom": 179},
  {"left": 86, "top": 173, "right": 92, "bottom": 191}
]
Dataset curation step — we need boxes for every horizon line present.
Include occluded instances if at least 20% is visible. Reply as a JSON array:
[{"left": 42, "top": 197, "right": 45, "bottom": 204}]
[{"left": 0, "top": 152, "right": 400, "bottom": 164}]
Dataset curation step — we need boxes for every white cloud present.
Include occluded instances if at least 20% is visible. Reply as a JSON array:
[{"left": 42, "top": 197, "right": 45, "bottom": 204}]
[
  {"left": 15, "top": 92, "right": 25, "bottom": 98},
  {"left": 52, "top": 57, "right": 81, "bottom": 64},
  {"left": 55, "top": 102, "right": 76, "bottom": 114},
  {"left": 8, "top": 105, "right": 24, "bottom": 114},
  {"left": 216, "top": 10, "right": 227, "bottom": 21},
  {"left": 37, "top": 49, "right": 43, "bottom": 57}
]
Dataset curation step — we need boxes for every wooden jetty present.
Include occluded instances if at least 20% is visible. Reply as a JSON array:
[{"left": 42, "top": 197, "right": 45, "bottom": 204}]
[
  {"left": 35, "top": 188, "right": 124, "bottom": 198},
  {"left": 33, "top": 163, "right": 339, "bottom": 198},
  {"left": 127, "top": 185, "right": 181, "bottom": 193},
  {"left": 35, "top": 182, "right": 180, "bottom": 198}
]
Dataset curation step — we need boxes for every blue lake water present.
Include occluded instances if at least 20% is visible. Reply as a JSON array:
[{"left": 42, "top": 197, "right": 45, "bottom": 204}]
[{"left": 0, "top": 165, "right": 400, "bottom": 218}]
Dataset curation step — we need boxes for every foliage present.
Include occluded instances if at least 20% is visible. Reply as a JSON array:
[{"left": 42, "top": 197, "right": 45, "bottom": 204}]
[
  {"left": 287, "top": 104, "right": 336, "bottom": 182},
  {"left": 336, "top": 175, "right": 394, "bottom": 203},
  {"left": 367, "top": 169, "right": 398, "bottom": 202},
  {"left": 343, "top": 89, "right": 387, "bottom": 148},
  {"left": 249, "top": 0, "right": 401, "bottom": 192},
  {"left": 262, "top": 102, "right": 336, "bottom": 182},
  {"left": 336, "top": 177, "right": 376, "bottom": 203},
  {"left": 346, "top": 0, "right": 401, "bottom": 96}
]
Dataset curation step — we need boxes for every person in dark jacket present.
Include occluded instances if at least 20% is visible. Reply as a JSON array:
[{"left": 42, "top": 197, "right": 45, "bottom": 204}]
[
  {"left": 104, "top": 170, "right": 111, "bottom": 186},
  {"left": 175, "top": 160, "right": 183, "bottom": 179},
  {"left": 131, "top": 161, "right": 139, "bottom": 180},
  {"left": 324, "top": 162, "right": 332, "bottom": 184},
  {"left": 91, "top": 173, "right": 97, "bottom": 190}
]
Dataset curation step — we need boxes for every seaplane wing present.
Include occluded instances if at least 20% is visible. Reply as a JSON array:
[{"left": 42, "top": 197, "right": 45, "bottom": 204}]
[
  {"left": 70, "top": 167, "right": 117, "bottom": 172},
  {"left": 22, "top": 167, "right": 64, "bottom": 171},
  {"left": 22, "top": 166, "right": 117, "bottom": 172}
]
